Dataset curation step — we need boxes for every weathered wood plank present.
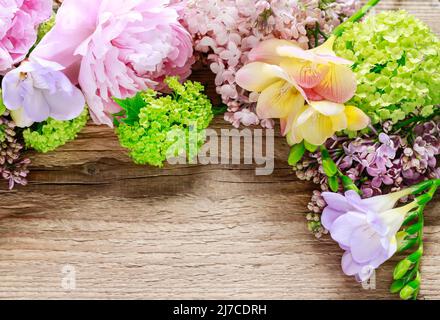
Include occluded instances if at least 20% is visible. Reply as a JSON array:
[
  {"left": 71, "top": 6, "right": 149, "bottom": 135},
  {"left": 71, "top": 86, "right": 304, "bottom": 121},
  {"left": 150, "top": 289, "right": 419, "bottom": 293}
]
[{"left": 0, "top": 0, "right": 439, "bottom": 299}]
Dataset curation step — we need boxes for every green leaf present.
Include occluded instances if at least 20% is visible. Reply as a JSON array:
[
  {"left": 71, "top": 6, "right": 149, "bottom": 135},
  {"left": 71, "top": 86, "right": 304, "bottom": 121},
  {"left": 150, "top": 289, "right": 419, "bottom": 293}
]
[
  {"left": 328, "top": 175, "right": 339, "bottom": 192},
  {"left": 406, "top": 222, "right": 423, "bottom": 235},
  {"left": 408, "top": 249, "right": 423, "bottom": 263},
  {"left": 398, "top": 238, "right": 418, "bottom": 252},
  {"left": 322, "top": 158, "right": 338, "bottom": 177},
  {"left": 288, "top": 143, "right": 305, "bottom": 166},
  {"left": 390, "top": 279, "right": 406, "bottom": 294},
  {"left": 212, "top": 104, "right": 228, "bottom": 116},
  {"left": 320, "top": 148, "right": 338, "bottom": 177},
  {"left": 340, "top": 175, "right": 360, "bottom": 193},
  {"left": 304, "top": 141, "right": 319, "bottom": 152},
  {"left": 0, "top": 90, "right": 5, "bottom": 115},
  {"left": 114, "top": 92, "right": 147, "bottom": 125},
  {"left": 403, "top": 211, "right": 419, "bottom": 225},
  {"left": 415, "top": 193, "right": 433, "bottom": 206}
]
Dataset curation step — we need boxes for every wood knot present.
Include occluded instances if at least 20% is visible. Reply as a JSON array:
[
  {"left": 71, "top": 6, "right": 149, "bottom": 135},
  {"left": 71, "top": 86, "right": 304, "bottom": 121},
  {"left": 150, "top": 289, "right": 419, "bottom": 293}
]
[{"left": 83, "top": 163, "right": 100, "bottom": 176}]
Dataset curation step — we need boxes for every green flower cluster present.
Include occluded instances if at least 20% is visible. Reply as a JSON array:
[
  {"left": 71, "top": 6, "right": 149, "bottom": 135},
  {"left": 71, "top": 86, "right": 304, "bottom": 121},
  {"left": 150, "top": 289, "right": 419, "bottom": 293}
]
[
  {"left": 334, "top": 10, "right": 440, "bottom": 124},
  {"left": 115, "top": 77, "right": 213, "bottom": 167},
  {"left": 23, "top": 108, "right": 89, "bottom": 153}
]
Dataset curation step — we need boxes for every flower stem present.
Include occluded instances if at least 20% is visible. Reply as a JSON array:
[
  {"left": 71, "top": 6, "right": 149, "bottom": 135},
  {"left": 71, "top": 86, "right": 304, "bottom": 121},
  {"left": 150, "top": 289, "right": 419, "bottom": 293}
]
[
  {"left": 411, "top": 179, "right": 440, "bottom": 195},
  {"left": 332, "top": 0, "right": 382, "bottom": 37},
  {"left": 394, "top": 109, "right": 440, "bottom": 131}
]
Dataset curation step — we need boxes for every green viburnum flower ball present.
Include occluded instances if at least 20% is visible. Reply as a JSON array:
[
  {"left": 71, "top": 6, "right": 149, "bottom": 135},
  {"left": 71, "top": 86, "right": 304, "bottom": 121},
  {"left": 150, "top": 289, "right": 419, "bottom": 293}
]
[
  {"left": 23, "top": 108, "right": 89, "bottom": 153},
  {"left": 334, "top": 10, "right": 440, "bottom": 124},
  {"left": 115, "top": 77, "right": 213, "bottom": 167}
]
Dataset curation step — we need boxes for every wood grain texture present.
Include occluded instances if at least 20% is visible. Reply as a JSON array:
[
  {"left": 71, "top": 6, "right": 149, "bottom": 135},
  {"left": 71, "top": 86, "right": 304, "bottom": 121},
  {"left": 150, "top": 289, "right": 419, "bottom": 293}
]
[{"left": 0, "top": 0, "right": 439, "bottom": 300}]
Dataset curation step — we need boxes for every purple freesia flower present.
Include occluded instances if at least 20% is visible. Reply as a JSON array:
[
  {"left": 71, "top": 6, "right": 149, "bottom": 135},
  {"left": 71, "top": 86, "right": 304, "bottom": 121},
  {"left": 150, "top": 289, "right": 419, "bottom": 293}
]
[
  {"left": 321, "top": 189, "right": 418, "bottom": 281},
  {"left": 1, "top": 57, "right": 85, "bottom": 127}
]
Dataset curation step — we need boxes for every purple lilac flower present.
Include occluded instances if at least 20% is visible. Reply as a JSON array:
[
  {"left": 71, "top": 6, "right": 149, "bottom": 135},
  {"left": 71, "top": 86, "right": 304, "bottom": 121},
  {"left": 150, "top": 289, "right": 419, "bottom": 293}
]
[
  {"left": 295, "top": 120, "right": 440, "bottom": 199},
  {"left": 0, "top": 110, "right": 30, "bottom": 189}
]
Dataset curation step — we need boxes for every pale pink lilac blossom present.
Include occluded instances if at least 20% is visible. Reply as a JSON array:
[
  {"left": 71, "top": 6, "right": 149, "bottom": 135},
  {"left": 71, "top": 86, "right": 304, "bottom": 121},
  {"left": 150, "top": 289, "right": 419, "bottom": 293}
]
[
  {"left": 32, "top": 0, "right": 194, "bottom": 126},
  {"left": 0, "top": 0, "right": 52, "bottom": 72},
  {"left": 182, "top": 0, "right": 360, "bottom": 128}
]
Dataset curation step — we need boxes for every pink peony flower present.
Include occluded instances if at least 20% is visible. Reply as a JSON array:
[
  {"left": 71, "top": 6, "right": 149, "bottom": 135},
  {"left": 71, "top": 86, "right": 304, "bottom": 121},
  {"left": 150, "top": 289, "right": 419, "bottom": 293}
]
[
  {"left": 0, "top": 0, "right": 52, "bottom": 72},
  {"left": 32, "top": 0, "right": 194, "bottom": 126}
]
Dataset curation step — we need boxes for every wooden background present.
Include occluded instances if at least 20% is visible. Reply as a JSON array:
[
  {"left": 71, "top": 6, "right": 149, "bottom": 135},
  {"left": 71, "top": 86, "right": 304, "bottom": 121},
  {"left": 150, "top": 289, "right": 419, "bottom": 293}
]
[{"left": 0, "top": 0, "right": 439, "bottom": 300}]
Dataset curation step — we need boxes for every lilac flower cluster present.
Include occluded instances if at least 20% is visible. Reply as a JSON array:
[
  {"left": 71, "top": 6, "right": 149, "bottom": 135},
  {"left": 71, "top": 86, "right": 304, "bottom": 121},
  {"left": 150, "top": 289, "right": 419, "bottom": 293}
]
[
  {"left": 182, "top": 0, "right": 359, "bottom": 128},
  {"left": 0, "top": 111, "right": 31, "bottom": 189},
  {"left": 296, "top": 120, "right": 440, "bottom": 236}
]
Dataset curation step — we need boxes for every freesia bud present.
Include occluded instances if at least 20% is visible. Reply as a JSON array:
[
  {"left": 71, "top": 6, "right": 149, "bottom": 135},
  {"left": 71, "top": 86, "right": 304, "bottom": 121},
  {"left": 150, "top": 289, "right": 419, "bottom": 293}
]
[
  {"left": 393, "top": 259, "right": 412, "bottom": 280},
  {"left": 400, "top": 280, "right": 419, "bottom": 300}
]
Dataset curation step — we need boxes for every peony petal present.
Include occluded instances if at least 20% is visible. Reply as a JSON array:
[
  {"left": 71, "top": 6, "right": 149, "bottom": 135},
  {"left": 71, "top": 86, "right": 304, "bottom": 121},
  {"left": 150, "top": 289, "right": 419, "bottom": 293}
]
[
  {"left": 256, "top": 80, "right": 304, "bottom": 119},
  {"left": 310, "top": 100, "right": 345, "bottom": 116},
  {"left": 31, "top": 0, "right": 101, "bottom": 84},
  {"left": 280, "top": 59, "right": 329, "bottom": 89},
  {"left": 248, "top": 38, "right": 306, "bottom": 64},
  {"left": 236, "top": 62, "right": 289, "bottom": 92},
  {"left": 345, "top": 105, "right": 370, "bottom": 131},
  {"left": 314, "top": 64, "right": 357, "bottom": 104}
]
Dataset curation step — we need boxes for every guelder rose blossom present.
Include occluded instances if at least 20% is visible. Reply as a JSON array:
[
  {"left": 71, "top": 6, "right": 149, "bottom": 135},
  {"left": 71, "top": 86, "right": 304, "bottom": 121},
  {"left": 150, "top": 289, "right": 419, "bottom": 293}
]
[
  {"left": 321, "top": 189, "right": 419, "bottom": 281},
  {"left": 0, "top": 0, "right": 52, "bottom": 72},
  {"left": 32, "top": 0, "right": 194, "bottom": 126},
  {"left": 1, "top": 58, "right": 85, "bottom": 127}
]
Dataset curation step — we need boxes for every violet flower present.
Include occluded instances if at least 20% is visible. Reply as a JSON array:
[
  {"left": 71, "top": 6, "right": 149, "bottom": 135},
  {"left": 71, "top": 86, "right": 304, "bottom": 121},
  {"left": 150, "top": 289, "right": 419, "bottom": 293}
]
[
  {"left": 1, "top": 57, "right": 85, "bottom": 127},
  {"left": 322, "top": 189, "right": 420, "bottom": 281}
]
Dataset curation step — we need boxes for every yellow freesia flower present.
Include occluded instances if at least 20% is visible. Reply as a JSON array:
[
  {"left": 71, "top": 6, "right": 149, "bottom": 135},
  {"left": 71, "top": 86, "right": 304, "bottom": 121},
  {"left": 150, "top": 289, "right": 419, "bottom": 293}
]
[
  {"left": 248, "top": 35, "right": 357, "bottom": 104},
  {"left": 236, "top": 35, "right": 371, "bottom": 146},
  {"left": 235, "top": 61, "right": 305, "bottom": 122},
  {"left": 285, "top": 101, "right": 370, "bottom": 146}
]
